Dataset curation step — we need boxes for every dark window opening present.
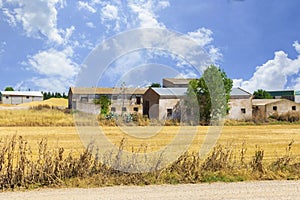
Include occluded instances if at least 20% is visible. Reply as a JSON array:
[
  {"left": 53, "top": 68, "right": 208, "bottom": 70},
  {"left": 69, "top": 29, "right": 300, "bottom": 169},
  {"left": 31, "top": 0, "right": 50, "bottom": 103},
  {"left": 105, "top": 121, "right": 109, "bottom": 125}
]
[
  {"left": 122, "top": 107, "right": 127, "bottom": 112},
  {"left": 6, "top": 96, "right": 9, "bottom": 99},
  {"left": 241, "top": 108, "right": 246, "bottom": 114},
  {"left": 167, "top": 109, "right": 173, "bottom": 118},
  {"left": 136, "top": 96, "right": 141, "bottom": 105},
  {"left": 26, "top": 96, "right": 30, "bottom": 99},
  {"left": 81, "top": 97, "right": 88, "bottom": 103},
  {"left": 112, "top": 95, "right": 117, "bottom": 100},
  {"left": 273, "top": 106, "right": 277, "bottom": 111},
  {"left": 111, "top": 107, "right": 116, "bottom": 112},
  {"left": 292, "top": 106, "right": 296, "bottom": 111},
  {"left": 133, "top": 107, "right": 139, "bottom": 112}
]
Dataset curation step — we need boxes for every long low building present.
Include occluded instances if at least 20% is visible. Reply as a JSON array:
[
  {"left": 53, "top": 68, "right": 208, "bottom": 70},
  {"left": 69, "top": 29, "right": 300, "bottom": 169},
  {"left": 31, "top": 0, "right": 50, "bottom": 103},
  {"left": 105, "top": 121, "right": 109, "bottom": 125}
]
[{"left": 0, "top": 91, "right": 43, "bottom": 105}]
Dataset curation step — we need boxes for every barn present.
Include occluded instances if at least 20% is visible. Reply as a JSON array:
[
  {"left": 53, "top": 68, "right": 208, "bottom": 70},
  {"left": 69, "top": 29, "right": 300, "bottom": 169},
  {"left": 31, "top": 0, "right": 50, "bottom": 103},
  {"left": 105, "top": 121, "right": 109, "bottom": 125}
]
[{"left": 0, "top": 91, "right": 43, "bottom": 105}]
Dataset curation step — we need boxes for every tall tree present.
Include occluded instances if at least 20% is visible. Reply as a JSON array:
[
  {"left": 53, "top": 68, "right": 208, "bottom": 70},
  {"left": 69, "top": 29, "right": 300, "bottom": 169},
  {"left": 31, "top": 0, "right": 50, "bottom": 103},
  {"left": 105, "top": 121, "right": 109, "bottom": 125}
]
[
  {"left": 253, "top": 89, "right": 272, "bottom": 99},
  {"left": 187, "top": 65, "right": 233, "bottom": 124}
]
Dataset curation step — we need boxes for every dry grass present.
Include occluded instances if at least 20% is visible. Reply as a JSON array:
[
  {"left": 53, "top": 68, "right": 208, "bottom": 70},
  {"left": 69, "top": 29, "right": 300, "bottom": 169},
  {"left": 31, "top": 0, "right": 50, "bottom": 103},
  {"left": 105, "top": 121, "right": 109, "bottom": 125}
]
[
  {"left": 0, "top": 125, "right": 300, "bottom": 163},
  {"left": 0, "top": 109, "right": 74, "bottom": 127}
]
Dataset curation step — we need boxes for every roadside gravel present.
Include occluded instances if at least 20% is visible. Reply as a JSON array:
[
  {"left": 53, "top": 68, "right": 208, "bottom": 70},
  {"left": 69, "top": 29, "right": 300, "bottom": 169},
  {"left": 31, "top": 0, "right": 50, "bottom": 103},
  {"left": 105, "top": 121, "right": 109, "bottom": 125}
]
[{"left": 0, "top": 180, "right": 299, "bottom": 200}]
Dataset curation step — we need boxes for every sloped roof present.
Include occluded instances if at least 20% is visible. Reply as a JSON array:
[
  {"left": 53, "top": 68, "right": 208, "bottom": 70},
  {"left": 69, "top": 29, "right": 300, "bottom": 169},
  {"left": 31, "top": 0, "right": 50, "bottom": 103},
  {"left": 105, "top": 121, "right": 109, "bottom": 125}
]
[
  {"left": 151, "top": 88, "right": 187, "bottom": 97},
  {"left": 69, "top": 87, "right": 147, "bottom": 95},
  {"left": 252, "top": 99, "right": 285, "bottom": 106},
  {"left": 163, "top": 78, "right": 195, "bottom": 85},
  {"left": 230, "top": 87, "right": 252, "bottom": 96},
  {"left": 0, "top": 91, "right": 43, "bottom": 97}
]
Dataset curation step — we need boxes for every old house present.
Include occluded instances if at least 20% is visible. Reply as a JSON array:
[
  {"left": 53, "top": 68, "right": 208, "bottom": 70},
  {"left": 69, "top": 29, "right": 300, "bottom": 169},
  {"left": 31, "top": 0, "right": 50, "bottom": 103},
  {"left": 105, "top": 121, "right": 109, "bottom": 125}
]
[
  {"left": 68, "top": 87, "right": 147, "bottom": 114},
  {"left": 227, "top": 87, "right": 253, "bottom": 121},
  {"left": 252, "top": 99, "right": 300, "bottom": 119},
  {"left": 143, "top": 87, "right": 187, "bottom": 120},
  {"left": 0, "top": 91, "right": 43, "bottom": 105}
]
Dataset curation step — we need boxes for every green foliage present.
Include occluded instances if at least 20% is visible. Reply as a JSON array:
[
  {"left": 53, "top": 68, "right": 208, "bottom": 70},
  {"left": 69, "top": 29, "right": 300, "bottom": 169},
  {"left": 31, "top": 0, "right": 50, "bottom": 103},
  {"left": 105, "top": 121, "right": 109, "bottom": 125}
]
[
  {"left": 187, "top": 65, "right": 233, "bottom": 124},
  {"left": 149, "top": 83, "right": 161, "bottom": 88},
  {"left": 42, "top": 91, "right": 68, "bottom": 100},
  {"left": 253, "top": 89, "right": 272, "bottom": 99},
  {"left": 94, "top": 96, "right": 111, "bottom": 115},
  {"left": 4, "top": 86, "right": 14, "bottom": 91}
]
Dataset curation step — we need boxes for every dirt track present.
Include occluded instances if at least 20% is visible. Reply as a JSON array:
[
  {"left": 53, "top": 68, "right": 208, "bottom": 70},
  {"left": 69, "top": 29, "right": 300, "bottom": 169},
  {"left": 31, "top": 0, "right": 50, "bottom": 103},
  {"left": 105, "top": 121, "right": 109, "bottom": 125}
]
[{"left": 0, "top": 180, "right": 299, "bottom": 200}]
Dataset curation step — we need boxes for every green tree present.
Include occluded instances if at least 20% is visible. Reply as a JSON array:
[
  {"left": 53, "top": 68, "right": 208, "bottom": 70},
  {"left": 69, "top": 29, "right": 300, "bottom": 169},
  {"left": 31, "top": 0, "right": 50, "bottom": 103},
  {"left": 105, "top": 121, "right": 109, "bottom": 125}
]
[
  {"left": 149, "top": 83, "right": 161, "bottom": 88},
  {"left": 4, "top": 87, "right": 14, "bottom": 91},
  {"left": 253, "top": 89, "right": 272, "bottom": 99},
  {"left": 94, "top": 96, "right": 111, "bottom": 115},
  {"left": 187, "top": 65, "right": 233, "bottom": 124}
]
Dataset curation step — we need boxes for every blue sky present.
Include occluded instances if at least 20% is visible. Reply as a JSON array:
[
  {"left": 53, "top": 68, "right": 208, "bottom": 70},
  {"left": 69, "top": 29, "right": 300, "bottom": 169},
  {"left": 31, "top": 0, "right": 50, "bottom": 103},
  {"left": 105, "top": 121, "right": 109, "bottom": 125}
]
[{"left": 1, "top": 0, "right": 300, "bottom": 93}]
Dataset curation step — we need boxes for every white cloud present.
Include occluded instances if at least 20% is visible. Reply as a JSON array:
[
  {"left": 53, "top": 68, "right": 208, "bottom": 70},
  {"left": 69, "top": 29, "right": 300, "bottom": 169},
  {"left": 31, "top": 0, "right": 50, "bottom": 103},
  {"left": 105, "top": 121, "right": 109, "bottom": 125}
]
[
  {"left": 86, "top": 22, "right": 96, "bottom": 28},
  {"left": 77, "top": 1, "right": 96, "bottom": 13},
  {"left": 187, "top": 28, "right": 213, "bottom": 47},
  {"left": 128, "top": 0, "right": 165, "bottom": 28},
  {"left": 293, "top": 41, "right": 300, "bottom": 54},
  {"left": 26, "top": 47, "right": 79, "bottom": 78},
  {"left": 101, "top": 4, "right": 118, "bottom": 20},
  {"left": 234, "top": 42, "right": 300, "bottom": 92},
  {"left": 23, "top": 47, "right": 79, "bottom": 92},
  {"left": 0, "top": 0, "right": 2, "bottom": 8},
  {"left": 2, "top": 0, "right": 70, "bottom": 44}
]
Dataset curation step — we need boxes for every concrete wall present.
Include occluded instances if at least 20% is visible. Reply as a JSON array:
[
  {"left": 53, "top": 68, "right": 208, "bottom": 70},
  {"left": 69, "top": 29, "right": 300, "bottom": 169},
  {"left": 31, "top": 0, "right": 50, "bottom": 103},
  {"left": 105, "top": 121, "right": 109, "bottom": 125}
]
[
  {"left": 227, "top": 98, "right": 252, "bottom": 121},
  {"left": 158, "top": 98, "right": 181, "bottom": 120},
  {"left": 2, "top": 96, "right": 43, "bottom": 105},
  {"left": 265, "top": 100, "right": 300, "bottom": 117}
]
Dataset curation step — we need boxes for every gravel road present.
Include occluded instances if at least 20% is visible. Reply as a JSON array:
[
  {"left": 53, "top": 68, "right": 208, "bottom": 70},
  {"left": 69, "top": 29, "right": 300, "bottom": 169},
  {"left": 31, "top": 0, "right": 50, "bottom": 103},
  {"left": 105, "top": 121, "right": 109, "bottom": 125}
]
[{"left": 1, "top": 180, "right": 299, "bottom": 200}]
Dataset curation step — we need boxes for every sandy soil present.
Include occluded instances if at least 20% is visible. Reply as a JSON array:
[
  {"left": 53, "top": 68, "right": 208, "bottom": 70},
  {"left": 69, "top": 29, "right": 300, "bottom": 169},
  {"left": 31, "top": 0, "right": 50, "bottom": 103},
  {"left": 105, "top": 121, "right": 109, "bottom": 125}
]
[{"left": 0, "top": 180, "right": 299, "bottom": 200}]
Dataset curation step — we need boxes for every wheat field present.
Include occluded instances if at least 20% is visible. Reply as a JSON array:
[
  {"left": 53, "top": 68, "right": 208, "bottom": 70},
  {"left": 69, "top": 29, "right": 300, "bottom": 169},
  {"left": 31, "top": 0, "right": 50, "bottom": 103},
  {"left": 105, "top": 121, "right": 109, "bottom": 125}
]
[{"left": 0, "top": 125, "right": 300, "bottom": 162}]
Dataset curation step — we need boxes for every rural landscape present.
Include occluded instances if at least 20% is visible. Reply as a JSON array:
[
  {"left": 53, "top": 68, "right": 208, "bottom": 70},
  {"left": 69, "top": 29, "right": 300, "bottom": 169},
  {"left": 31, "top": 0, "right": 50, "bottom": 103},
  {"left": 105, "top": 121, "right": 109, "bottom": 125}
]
[
  {"left": 1, "top": 68, "right": 300, "bottom": 192},
  {"left": 1, "top": 0, "right": 300, "bottom": 199}
]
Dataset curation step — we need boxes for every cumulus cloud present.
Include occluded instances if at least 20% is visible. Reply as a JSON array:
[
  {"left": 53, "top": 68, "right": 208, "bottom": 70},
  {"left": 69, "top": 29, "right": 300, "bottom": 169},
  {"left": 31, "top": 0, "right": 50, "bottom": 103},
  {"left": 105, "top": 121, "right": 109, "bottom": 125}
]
[
  {"left": 293, "top": 41, "right": 300, "bottom": 54},
  {"left": 2, "top": 0, "right": 71, "bottom": 44},
  {"left": 23, "top": 47, "right": 80, "bottom": 92},
  {"left": 77, "top": 1, "right": 96, "bottom": 13},
  {"left": 234, "top": 42, "right": 300, "bottom": 92},
  {"left": 26, "top": 47, "right": 79, "bottom": 78}
]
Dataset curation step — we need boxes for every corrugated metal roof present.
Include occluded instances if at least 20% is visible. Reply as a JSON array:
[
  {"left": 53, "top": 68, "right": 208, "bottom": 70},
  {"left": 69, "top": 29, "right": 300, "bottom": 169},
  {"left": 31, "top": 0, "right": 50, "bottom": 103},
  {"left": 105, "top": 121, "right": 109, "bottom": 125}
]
[
  {"left": 69, "top": 87, "right": 147, "bottom": 95},
  {"left": 0, "top": 91, "right": 43, "bottom": 97},
  {"left": 252, "top": 99, "right": 284, "bottom": 106},
  {"left": 151, "top": 88, "right": 187, "bottom": 96},
  {"left": 230, "top": 87, "right": 252, "bottom": 96}
]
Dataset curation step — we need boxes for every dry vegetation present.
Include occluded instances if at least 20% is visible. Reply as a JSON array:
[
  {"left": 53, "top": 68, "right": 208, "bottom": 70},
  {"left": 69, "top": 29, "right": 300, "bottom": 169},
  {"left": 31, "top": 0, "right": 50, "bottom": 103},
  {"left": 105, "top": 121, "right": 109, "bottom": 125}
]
[{"left": 0, "top": 108, "right": 300, "bottom": 190}]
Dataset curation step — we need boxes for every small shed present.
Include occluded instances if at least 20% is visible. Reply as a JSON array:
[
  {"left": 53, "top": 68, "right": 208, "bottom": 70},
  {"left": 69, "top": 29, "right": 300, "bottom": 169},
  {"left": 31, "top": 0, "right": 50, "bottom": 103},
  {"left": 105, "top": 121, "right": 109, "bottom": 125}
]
[
  {"left": 0, "top": 91, "right": 43, "bottom": 105},
  {"left": 143, "top": 87, "right": 187, "bottom": 120}
]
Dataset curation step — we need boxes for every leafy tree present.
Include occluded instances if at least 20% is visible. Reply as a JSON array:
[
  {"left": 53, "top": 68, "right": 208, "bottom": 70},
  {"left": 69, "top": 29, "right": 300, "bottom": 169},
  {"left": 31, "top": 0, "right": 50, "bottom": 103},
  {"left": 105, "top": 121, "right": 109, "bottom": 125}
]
[
  {"left": 4, "top": 87, "right": 14, "bottom": 91},
  {"left": 149, "top": 83, "right": 161, "bottom": 88},
  {"left": 253, "top": 89, "right": 272, "bottom": 99},
  {"left": 187, "top": 65, "right": 233, "bottom": 124},
  {"left": 94, "top": 96, "right": 111, "bottom": 115}
]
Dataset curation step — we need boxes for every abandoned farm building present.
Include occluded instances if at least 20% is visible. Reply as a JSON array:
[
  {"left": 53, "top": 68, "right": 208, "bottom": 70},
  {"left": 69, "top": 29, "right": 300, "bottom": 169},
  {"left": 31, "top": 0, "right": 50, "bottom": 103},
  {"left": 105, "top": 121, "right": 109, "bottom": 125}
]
[
  {"left": 143, "top": 87, "right": 187, "bottom": 120},
  {"left": 68, "top": 87, "right": 147, "bottom": 115},
  {"left": 0, "top": 91, "right": 43, "bottom": 105},
  {"left": 252, "top": 99, "right": 300, "bottom": 119}
]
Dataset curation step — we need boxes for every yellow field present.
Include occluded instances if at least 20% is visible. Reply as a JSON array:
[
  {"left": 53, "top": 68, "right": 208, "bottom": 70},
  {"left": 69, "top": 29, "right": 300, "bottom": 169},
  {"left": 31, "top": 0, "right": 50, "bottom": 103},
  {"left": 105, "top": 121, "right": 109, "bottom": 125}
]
[{"left": 1, "top": 125, "right": 300, "bottom": 162}]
